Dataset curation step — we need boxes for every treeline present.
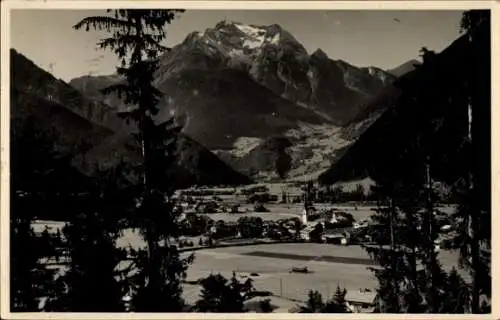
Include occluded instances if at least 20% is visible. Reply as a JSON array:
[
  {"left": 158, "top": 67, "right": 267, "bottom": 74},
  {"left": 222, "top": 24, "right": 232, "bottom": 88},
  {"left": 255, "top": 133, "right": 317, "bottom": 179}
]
[
  {"left": 313, "top": 184, "right": 375, "bottom": 203},
  {"left": 179, "top": 189, "right": 236, "bottom": 197},
  {"left": 304, "top": 183, "right": 457, "bottom": 205}
]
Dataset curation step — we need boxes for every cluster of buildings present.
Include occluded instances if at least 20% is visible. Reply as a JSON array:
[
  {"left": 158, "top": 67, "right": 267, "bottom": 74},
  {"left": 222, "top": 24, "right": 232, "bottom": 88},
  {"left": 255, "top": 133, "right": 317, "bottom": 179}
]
[{"left": 298, "top": 206, "right": 370, "bottom": 244}]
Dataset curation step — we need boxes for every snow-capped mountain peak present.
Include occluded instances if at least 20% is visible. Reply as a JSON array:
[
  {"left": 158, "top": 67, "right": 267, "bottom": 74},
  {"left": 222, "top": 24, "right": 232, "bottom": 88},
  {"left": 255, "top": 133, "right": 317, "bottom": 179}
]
[
  {"left": 234, "top": 23, "right": 280, "bottom": 49},
  {"left": 184, "top": 20, "right": 305, "bottom": 60}
]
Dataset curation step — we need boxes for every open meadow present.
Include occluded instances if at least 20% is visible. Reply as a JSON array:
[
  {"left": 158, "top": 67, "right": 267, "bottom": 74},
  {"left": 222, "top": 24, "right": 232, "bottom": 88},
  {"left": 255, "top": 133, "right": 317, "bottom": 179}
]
[{"left": 180, "top": 243, "right": 464, "bottom": 307}]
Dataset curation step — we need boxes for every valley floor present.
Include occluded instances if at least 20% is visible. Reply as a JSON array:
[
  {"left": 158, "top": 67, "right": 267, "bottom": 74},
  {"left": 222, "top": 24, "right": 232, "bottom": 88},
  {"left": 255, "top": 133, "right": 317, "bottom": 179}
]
[{"left": 31, "top": 202, "right": 465, "bottom": 313}]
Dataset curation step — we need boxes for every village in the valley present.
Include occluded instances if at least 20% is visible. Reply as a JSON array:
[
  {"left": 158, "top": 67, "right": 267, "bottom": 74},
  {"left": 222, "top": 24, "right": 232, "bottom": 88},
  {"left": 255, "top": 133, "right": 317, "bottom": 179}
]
[{"left": 32, "top": 180, "right": 461, "bottom": 312}]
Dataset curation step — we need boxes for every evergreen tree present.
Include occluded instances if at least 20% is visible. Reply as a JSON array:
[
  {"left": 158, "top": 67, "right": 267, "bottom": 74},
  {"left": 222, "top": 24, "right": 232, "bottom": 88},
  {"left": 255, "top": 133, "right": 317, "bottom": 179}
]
[
  {"left": 294, "top": 218, "right": 302, "bottom": 240},
  {"left": 73, "top": 9, "right": 192, "bottom": 312},
  {"left": 355, "top": 184, "right": 365, "bottom": 202},
  {"left": 363, "top": 40, "right": 459, "bottom": 313},
  {"left": 11, "top": 108, "right": 132, "bottom": 313},
  {"left": 439, "top": 268, "right": 471, "bottom": 313},
  {"left": 322, "top": 286, "right": 350, "bottom": 313},
  {"left": 10, "top": 119, "right": 75, "bottom": 311},
  {"left": 451, "top": 10, "right": 491, "bottom": 313},
  {"left": 299, "top": 290, "right": 324, "bottom": 313},
  {"left": 299, "top": 288, "right": 351, "bottom": 313},
  {"left": 309, "top": 223, "right": 324, "bottom": 243},
  {"left": 10, "top": 213, "right": 60, "bottom": 311},
  {"left": 363, "top": 183, "right": 404, "bottom": 313},
  {"left": 364, "top": 177, "right": 446, "bottom": 313},
  {"left": 195, "top": 273, "right": 254, "bottom": 312},
  {"left": 43, "top": 164, "right": 139, "bottom": 312},
  {"left": 275, "top": 151, "right": 291, "bottom": 180},
  {"left": 44, "top": 211, "right": 126, "bottom": 312}
]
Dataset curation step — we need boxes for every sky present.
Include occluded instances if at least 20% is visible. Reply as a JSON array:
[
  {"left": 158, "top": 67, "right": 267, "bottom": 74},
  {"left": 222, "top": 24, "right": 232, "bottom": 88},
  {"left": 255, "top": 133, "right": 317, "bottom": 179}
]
[{"left": 10, "top": 9, "right": 465, "bottom": 82}]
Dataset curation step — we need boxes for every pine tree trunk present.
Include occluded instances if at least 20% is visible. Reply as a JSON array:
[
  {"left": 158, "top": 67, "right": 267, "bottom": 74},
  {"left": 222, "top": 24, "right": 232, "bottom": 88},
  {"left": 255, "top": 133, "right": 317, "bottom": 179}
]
[
  {"left": 389, "top": 196, "right": 399, "bottom": 310},
  {"left": 425, "top": 160, "right": 438, "bottom": 313},
  {"left": 468, "top": 96, "right": 480, "bottom": 313},
  {"left": 407, "top": 213, "right": 419, "bottom": 310},
  {"left": 470, "top": 182, "right": 480, "bottom": 313},
  {"left": 133, "top": 15, "right": 158, "bottom": 293}
]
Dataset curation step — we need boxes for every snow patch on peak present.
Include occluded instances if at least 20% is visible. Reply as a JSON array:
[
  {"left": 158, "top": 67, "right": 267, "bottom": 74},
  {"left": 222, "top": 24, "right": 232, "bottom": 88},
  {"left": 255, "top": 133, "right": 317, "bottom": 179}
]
[
  {"left": 268, "top": 32, "right": 280, "bottom": 45},
  {"left": 243, "top": 38, "right": 264, "bottom": 50},
  {"left": 234, "top": 23, "right": 264, "bottom": 37},
  {"left": 234, "top": 23, "right": 268, "bottom": 50},
  {"left": 233, "top": 23, "right": 282, "bottom": 50},
  {"left": 364, "top": 66, "right": 392, "bottom": 84},
  {"left": 366, "top": 67, "right": 377, "bottom": 76}
]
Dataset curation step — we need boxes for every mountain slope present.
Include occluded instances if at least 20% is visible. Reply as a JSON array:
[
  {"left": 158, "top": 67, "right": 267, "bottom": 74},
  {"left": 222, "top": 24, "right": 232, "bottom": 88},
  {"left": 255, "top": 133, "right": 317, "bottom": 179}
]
[
  {"left": 151, "top": 67, "right": 329, "bottom": 150},
  {"left": 387, "top": 59, "right": 422, "bottom": 77},
  {"left": 68, "top": 20, "right": 396, "bottom": 181},
  {"left": 11, "top": 49, "right": 130, "bottom": 173},
  {"left": 214, "top": 136, "right": 293, "bottom": 180},
  {"left": 11, "top": 49, "right": 252, "bottom": 187},
  {"left": 319, "top": 26, "right": 490, "bottom": 193}
]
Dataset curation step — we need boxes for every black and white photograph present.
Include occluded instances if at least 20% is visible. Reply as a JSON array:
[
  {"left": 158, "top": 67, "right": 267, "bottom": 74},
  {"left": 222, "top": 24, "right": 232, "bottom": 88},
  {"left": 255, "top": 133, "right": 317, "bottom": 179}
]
[{"left": 1, "top": 0, "right": 495, "bottom": 316}]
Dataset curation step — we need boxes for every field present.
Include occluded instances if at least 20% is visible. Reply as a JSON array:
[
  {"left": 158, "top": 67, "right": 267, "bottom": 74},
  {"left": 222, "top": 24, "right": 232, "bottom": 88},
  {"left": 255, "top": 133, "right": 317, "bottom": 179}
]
[
  {"left": 180, "top": 243, "right": 464, "bottom": 311},
  {"left": 181, "top": 244, "right": 379, "bottom": 303}
]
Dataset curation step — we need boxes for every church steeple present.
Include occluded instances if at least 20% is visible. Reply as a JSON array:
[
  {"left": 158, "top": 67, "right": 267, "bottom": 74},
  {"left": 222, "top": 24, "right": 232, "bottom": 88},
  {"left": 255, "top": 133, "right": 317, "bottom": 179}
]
[{"left": 301, "top": 207, "right": 308, "bottom": 225}]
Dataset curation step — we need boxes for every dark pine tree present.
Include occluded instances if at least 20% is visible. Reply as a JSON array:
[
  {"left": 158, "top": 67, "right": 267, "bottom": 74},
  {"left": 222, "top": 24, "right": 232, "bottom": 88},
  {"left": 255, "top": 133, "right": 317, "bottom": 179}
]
[
  {"left": 299, "top": 290, "right": 325, "bottom": 313},
  {"left": 275, "top": 151, "right": 291, "bottom": 180},
  {"left": 451, "top": 10, "right": 491, "bottom": 313},
  {"left": 362, "top": 182, "right": 403, "bottom": 313},
  {"left": 299, "top": 287, "right": 351, "bottom": 313},
  {"left": 10, "top": 212, "right": 59, "bottom": 312},
  {"left": 294, "top": 218, "right": 302, "bottom": 240},
  {"left": 194, "top": 273, "right": 254, "bottom": 312},
  {"left": 363, "top": 38, "right": 465, "bottom": 313},
  {"left": 44, "top": 210, "right": 126, "bottom": 312},
  {"left": 439, "top": 268, "right": 471, "bottom": 313},
  {"left": 43, "top": 163, "right": 139, "bottom": 312},
  {"left": 322, "top": 286, "right": 350, "bottom": 313},
  {"left": 309, "top": 223, "right": 324, "bottom": 243},
  {"left": 73, "top": 9, "right": 193, "bottom": 312},
  {"left": 10, "top": 118, "right": 77, "bottom": 311}
]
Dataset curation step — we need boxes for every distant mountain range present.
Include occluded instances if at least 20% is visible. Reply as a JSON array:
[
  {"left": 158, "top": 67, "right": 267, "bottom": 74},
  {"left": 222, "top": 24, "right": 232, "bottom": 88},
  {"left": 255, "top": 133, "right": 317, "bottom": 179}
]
[{"left": 12, "top": 20, "right": 432, "bottom": 185}]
